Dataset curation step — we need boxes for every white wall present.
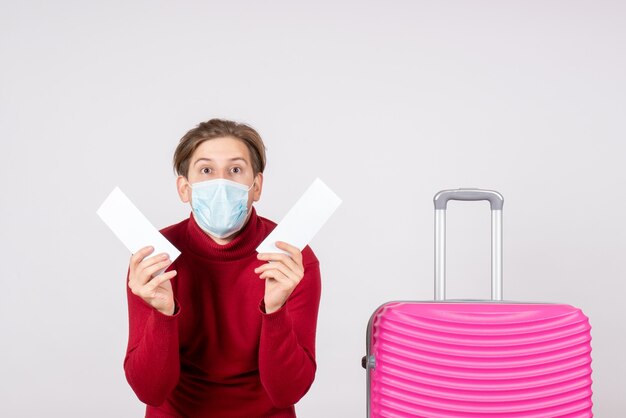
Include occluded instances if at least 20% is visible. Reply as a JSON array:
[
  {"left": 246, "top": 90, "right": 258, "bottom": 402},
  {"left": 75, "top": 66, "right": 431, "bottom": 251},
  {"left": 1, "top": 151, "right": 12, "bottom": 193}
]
[{"left": 1, "top": 1, "right": 624, "bottom": 416}]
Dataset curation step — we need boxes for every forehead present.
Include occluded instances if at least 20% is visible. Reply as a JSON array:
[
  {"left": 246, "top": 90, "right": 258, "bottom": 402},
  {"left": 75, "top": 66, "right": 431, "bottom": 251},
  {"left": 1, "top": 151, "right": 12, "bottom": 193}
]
[{"left": 191, "top": 136, "right": 251, "bottom": 163}]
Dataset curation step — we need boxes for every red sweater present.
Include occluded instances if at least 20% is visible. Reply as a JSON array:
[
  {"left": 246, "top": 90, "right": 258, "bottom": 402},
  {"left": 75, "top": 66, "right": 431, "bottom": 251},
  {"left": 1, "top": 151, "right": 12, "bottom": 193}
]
[{"left": 123, "top": 206, "right": 322, "bottom": 417}]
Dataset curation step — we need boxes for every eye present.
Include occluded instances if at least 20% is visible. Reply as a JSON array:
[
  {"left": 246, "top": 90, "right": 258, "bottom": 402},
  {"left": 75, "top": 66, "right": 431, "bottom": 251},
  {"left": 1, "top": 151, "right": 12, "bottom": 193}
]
[
  {"left": 201, "top": 167, "right": 212, "bottom": 174},
  {"left": 231, "top": 167, "right": 241, "bottom": 174}
]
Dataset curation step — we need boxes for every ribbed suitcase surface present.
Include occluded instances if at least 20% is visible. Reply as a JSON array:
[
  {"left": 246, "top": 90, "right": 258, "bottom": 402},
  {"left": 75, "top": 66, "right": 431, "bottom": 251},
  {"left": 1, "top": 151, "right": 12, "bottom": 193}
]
[{"left": 369, "top": 302, "right": 593, "bottom": 417}]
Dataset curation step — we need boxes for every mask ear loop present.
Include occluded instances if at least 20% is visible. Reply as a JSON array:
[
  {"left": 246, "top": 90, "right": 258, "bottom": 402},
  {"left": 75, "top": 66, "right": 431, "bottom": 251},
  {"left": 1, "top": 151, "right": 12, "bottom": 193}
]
[{"left": 246, "top": 177, "right": 256, "bottom": 191}]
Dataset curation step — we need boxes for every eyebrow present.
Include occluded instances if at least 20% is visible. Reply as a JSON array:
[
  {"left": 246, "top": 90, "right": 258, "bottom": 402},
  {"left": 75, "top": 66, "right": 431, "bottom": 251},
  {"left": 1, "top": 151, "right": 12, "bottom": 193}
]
[{"left": 193, "top": 157, "right": 249, "bottom": 166}]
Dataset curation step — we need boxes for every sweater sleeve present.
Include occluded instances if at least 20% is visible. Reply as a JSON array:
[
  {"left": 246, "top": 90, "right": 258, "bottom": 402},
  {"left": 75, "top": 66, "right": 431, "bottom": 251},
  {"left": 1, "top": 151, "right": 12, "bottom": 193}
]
[
  {"left": 257, "top": 258, "right": 322, "bottom": 408},
  {"left": 123, "top": 265, "right": 181, "bottom": 406}
]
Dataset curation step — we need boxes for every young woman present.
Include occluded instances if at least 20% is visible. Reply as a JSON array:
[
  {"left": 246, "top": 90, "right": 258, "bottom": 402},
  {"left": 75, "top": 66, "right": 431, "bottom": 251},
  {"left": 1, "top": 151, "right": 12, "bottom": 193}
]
[{"left": 123, "top": 119, "right": 322, "bottom": 417}]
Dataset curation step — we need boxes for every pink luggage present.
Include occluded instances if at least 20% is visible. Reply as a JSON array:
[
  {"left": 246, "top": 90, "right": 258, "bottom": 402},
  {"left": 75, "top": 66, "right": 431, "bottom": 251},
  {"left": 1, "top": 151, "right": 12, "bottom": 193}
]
[{"left": 363, "top": 189, "right": 593, "bottom": 417}]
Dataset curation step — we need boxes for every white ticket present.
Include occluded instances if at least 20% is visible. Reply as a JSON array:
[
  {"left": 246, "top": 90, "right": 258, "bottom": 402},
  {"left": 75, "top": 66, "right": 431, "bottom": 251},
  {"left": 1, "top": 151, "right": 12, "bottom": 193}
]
[
  {"left": 96, "top": 187, "right": 181, "bottom": 275},
  {"left": 256, "top": 178, "right": 342, "bottom": 254}
]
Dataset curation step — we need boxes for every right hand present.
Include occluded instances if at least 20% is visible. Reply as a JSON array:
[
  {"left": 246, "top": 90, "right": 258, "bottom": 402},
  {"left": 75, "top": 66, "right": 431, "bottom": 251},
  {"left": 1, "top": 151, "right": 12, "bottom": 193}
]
[{"left": 128, "top": 245, "right": 178, "bottom": 316}]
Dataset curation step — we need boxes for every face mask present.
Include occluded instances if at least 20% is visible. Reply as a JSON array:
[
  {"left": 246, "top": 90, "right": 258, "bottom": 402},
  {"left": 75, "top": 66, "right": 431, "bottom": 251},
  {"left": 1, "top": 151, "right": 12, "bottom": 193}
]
[{"left": 190, "top": 178, "right": 255, "bottom": 239}]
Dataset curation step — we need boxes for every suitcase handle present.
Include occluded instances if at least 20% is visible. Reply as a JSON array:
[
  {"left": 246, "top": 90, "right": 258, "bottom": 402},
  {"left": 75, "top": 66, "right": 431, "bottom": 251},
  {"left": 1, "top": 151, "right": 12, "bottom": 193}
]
[{"left": 433, "top": 188, "right": 504, "bottom": 301}]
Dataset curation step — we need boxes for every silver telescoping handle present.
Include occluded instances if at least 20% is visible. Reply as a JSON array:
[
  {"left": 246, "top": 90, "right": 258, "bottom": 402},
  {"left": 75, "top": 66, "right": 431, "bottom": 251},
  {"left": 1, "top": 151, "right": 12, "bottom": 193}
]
[{"left": 433, "top": 189, "right": 504, "bottom": 301}]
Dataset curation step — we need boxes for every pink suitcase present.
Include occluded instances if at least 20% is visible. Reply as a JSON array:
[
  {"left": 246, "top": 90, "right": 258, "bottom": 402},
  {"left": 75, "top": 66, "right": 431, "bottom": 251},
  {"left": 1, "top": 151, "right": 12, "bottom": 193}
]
[{"left": 363, "top": 189, "right": 593, "bottom": 417}]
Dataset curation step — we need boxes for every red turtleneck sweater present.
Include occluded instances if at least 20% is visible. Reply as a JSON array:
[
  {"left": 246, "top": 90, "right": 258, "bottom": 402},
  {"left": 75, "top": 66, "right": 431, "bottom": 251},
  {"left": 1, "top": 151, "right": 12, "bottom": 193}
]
[{"left": 123, "top": 206, "right": 322, "bottom": 417}]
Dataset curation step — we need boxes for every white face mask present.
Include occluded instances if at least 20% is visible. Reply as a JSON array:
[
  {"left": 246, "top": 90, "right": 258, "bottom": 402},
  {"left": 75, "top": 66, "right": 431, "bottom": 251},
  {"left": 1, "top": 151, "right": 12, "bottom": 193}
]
[{"left": 190, "top": 178, "right": 254, "bottom": 239}]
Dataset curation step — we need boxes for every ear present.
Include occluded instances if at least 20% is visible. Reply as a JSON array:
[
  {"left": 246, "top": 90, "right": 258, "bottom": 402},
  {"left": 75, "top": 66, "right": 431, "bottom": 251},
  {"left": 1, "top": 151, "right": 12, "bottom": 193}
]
[
  {"left": 176, "top": 175, "right": 191, "bottom": 203},
  {"left": 252, "top": 172, "right": 263, "bottom": 202}
]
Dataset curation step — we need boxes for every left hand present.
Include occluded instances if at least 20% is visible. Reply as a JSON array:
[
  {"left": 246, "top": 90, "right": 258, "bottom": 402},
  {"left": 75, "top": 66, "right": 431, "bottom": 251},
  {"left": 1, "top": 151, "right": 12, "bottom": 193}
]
[{"left": 255, "top": 241, "right": 305, "bottom": 314}]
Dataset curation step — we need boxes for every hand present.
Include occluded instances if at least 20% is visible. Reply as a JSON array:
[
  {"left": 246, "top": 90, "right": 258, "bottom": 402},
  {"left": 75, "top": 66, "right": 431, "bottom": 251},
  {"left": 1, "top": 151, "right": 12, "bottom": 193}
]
[
  {"left": 128, "top": 245, "right": 178, "bottom": 316},
  {"left": 255, "top": 241, "right": 305, "bottom": 314}
]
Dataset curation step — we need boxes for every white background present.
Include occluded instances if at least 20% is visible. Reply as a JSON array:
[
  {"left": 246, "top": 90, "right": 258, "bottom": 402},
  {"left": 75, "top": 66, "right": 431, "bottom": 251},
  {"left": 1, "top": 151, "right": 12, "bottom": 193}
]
[{"left": 1, "top": 1, "right": 625, "bottom": 416}]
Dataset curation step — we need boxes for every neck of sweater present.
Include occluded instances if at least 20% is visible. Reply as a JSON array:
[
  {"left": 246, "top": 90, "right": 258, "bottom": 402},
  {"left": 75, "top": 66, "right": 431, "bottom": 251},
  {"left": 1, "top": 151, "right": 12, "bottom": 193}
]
[{"left": 186, "top": 205, "right": 263, "bottom": 262}]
